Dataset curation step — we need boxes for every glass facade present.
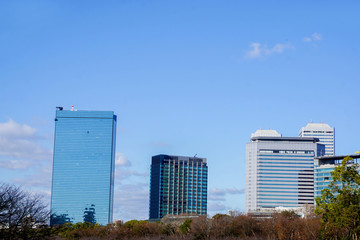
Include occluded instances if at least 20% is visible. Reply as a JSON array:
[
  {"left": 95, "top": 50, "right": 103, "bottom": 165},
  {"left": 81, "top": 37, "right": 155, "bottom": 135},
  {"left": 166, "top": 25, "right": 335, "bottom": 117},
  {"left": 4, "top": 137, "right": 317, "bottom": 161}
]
[
  {"left": 149, "top": 155, "right": 208, "bottom": 220},
  {"left": 314, "top": 155, "right": 360, "bottom": 198},
  {"left": 245, "top": 133, "right": 325, "bottom": 213},
  {"left": 257, "top": 150, "right": 316, "bottom": 208},
  {"left": 314, "top": 167, "right": 334, "bottom": 198},
  {"left": 50, "top": 109, "right": 116, "bottom": 226}
]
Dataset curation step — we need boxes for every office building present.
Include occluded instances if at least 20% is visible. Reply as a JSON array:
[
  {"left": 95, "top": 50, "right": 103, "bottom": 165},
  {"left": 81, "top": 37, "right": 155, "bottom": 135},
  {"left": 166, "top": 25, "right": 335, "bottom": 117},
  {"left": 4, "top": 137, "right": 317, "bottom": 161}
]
[
  {"left": 299, "top": 122, "right": 335, "bottom": 156},
  {"left": 245, "top": 130, "right": 325, "bottom": 213},
  {"left": 149, "top": 154, "right": 208, "bottom": 220},
  {"left": 314, "top": 154, "right": 360, "bottom": 199},
  {"left": 50, "top": 107, "right": 116, "bottom": 225}
]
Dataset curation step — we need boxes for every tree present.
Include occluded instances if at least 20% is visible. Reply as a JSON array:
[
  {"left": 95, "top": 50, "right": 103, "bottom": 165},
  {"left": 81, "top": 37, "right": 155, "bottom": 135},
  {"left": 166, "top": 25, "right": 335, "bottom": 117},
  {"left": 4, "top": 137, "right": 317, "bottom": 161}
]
[
  {"left": 315, "top": 156, "right": 360, "bottom": 239},
  {"left": 273, "top": 210, "right": 301, "bottom": 240},
  {"left": 190, "top": 216, "right": 211, "bottom": 240},
  {"left": 0, "top": 183, "right": 49, "bottom": 239},
  {"left": 179, "top": 219, "right": 191, "bottom": 234},
  {"left": 209, "top": 214, "right": 232, "bottom": 238}
]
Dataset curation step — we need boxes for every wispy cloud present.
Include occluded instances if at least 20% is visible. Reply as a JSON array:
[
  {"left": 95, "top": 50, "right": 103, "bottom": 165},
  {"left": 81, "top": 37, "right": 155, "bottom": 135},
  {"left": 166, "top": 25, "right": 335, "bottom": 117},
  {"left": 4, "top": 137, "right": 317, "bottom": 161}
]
[
  {"left": 0, "top": 119, "right": 38, "bottom": 139},
  {"left": 0, "top": 159, "right": 35, "bottom": 169},
  {"left": 0, "top": 119, "right": 52, "bottom": 169},
  {"left": 208, "top": 202, "right": 227, "bottom": 212},
  {"left": 112, "top": 153, "right": 149, "bottom": 220},
  {"left": 206, "top": 187, "right": 244, "bottom": 216},
  {"left": 115, "top": 168, "right": 149, "bottom": 180},
  {"left": 13, "top": 166, "right": 52, "bottom": 189},
  {"left": 114, "top": 153, "right": 148, "bottom": 180},
  {"left": 113, "top": 183, "right": 149, "bottom": 221},
  {"left": 210, "top": 187, "right": 245, "bottom": 197},
  {"left": 303, "top": 32, "right": 323, "bottom": 42},
  {"left": 245, "top": 42, "right": 294, "bottom": 59}
]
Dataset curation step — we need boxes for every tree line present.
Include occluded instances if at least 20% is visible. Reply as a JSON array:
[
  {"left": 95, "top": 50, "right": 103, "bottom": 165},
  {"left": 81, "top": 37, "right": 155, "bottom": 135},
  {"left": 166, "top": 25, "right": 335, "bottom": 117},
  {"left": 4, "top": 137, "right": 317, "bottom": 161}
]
[
  {"left": 0, "top": 210, "right": 323, "bottom": 240},
  {"left": 1, "top": 156, "right": 360, "bottom": 239}
]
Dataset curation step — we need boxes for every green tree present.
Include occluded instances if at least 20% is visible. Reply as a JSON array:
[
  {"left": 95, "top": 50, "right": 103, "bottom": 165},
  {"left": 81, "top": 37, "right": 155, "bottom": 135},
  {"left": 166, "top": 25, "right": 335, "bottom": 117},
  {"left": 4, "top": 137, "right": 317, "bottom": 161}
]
[
  {"left": 315, "top": 156, "right": 360, "bottom": 240},
  {"left": 179, "top": 219, "right": 192, "bottom": 234}
]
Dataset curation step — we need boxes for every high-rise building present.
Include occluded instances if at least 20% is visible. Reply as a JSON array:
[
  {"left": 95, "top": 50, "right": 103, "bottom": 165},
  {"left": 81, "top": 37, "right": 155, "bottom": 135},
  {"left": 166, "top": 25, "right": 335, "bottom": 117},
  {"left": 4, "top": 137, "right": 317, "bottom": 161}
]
[
  {"left": 314, "top": 154, "right": 360, "bottom": 199},
  {"left": 245, "top": 130, "right": 325, "bottom": 213},
  {"left": 299, "top": 122, "right": 335, "bottom": 156},
  {"left": 50, "top": 107, "right": 116, "bottom": 225},
  {"left": 149, "top": 154, "right": 208, "bottom": 220}
]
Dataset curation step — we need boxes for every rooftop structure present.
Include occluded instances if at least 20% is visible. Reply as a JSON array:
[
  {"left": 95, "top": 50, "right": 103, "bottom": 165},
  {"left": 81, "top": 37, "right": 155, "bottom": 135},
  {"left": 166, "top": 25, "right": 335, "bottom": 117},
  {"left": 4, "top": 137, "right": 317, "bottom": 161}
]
[
  {"left": 299, "top": 122, "right": 335, "bottom": 156},
  {"left": 251, "top": 129, "right": 282, "bottom": 138}
]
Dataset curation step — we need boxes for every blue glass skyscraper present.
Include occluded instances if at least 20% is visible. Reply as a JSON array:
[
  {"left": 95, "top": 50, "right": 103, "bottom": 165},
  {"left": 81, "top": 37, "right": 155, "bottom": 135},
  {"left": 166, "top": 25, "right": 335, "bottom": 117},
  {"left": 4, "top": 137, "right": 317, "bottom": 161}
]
[{"left": 50, "top": 108, "right": 116, "bottom": 226}]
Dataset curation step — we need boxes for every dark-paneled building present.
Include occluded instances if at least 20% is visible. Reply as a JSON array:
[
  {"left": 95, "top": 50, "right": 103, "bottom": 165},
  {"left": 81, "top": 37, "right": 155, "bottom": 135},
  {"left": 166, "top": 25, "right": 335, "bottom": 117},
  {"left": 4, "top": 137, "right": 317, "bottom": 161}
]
[{"left": 149, "top": 154, "right": 208, "bottom": 220}]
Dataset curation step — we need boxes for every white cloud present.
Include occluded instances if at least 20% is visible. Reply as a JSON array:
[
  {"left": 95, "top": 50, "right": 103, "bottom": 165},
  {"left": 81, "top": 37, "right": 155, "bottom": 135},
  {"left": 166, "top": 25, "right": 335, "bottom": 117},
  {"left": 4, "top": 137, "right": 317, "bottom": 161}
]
[
  {"left": 303, "top": 32, "right": 323, "bottom": 42},
  {"left": 0, "top": 137, "right": 50, "bottom": 161},
  {"left": 0, "top": 119, "right": 52, "bottom": 170},
  {"left": 246, "top": 43, "right": 262, "bottom": 59},
  {"left": 245, "top": 42, "right": 294, "bottom": 59},
  {"left": 114, "top": 153, "right": 149, "bottom": 180},
  {"left": 268, "top": 43, "right": 293, "bottom": 54},
  {"left": 0, "top": 119, "right": 38, "bottom": 139},
  {"left": 115, "top": 153, "right": 131, "bottom": 167},
  {"left": 312, "top": 32, "right": 322, "bottom": 41},
  {"left": 0, "top": 159, "right": 34, "bottom": 169},
  {"left": 303, "top": 37, "right": 312, "bottom": 42}
]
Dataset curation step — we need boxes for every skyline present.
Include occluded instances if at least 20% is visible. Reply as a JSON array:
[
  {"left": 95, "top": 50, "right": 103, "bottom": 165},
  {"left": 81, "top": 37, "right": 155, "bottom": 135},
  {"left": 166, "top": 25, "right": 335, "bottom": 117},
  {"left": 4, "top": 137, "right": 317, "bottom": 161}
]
[{"left": 1, "top": 1, "right": 360, "bottom": 221}]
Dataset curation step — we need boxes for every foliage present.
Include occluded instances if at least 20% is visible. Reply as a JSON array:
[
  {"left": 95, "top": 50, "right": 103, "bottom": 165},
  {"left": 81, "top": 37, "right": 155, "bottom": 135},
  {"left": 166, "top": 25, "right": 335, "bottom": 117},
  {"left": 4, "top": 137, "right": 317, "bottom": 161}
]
[
  {"left": 315, "top": 156, "right": 360, "bottom": 240},
  {"left": 179, "top": 219, "right": 192, "bottom": 234},
  {"left": 210, "top": 214, "right": 233, "bottom": 238},
  {"left": 0, "top": 211, "right": 325, "bottom": 239},
  {"left": 0, "top": 182, "right": 324, "bottom": 240},
  {"left": 55, "top": 222, "right": 103, "bottom": 239},
  {"left": 190, "top": 215, "right": 211, "bottom": 240}
]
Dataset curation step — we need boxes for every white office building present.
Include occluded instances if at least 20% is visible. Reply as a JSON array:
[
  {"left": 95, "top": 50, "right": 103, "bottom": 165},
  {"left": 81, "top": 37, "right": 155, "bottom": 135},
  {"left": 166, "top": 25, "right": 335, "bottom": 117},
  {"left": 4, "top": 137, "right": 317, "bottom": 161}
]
[
  {"left": 245, "top": 130, "right": 325, "bottom": 213},
  {"left": 299, "top": 122, "right": 335, "bottom": 156}
]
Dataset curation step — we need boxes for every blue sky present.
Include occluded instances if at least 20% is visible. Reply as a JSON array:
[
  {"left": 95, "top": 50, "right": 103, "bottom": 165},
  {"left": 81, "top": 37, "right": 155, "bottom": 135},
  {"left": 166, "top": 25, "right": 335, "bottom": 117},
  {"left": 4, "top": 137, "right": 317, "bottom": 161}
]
[{"left": 1, "top": 1, "right": 360, "bottom": 221}]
